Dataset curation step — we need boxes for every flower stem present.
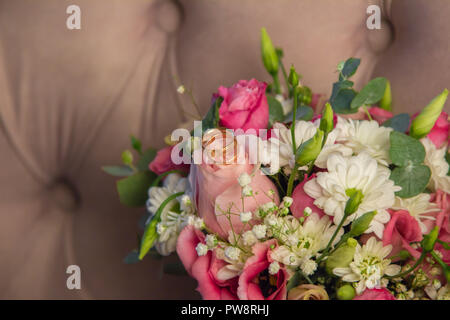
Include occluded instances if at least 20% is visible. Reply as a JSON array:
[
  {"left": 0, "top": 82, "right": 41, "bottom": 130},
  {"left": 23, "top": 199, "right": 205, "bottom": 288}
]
[
  {"left": 272, "top": 73, "right": 281, "bottom": 94},
  {"left": 286, "top": 164, "right": 299, "bottom": 196},
  {"left": 385, "top": 250, "right": 427, "bottom": 279},
  {"left": 316, "top": 214, "right": 348, "bottom": 264}
]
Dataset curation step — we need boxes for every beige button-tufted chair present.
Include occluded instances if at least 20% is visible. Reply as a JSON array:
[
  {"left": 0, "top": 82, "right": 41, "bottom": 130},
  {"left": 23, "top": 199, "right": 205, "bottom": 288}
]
[{"left": 0, "top": 0, "right": 448, "bottom": 299}]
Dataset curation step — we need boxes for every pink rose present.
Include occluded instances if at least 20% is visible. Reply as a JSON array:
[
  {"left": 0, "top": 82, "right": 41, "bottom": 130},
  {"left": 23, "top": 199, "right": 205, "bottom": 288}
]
[
  {"left": 291, "top": 174, "right": 325, "bottom": 219},
  {"left": 189, "top": 139, "right": 279, "bottom": 238},
  {"left": 237, "top": 240, "right": 287, "bottom": 300},
  {"left": 383, "top": 209, "right": 423, "bottom": 260},
  {"left": 427, "top": 111, "right": 449, "bottom": 148},
  {"left": 216, "top": 79, "right": 269, "bottom": 131},
  {"left": 149, "top": 145, "right": 190, "bottom": 175},
  {"left": 353, "top": 288, "right": 396, "bottom": 300},
  {"left": 176, "top": 226, "right": 238, "bottom": 300}
]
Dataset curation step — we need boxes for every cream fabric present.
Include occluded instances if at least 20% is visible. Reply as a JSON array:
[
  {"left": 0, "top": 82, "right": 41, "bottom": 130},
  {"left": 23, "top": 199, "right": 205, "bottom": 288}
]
[{"left": 0, "top": 0, "right": 448, "bottom": 299}]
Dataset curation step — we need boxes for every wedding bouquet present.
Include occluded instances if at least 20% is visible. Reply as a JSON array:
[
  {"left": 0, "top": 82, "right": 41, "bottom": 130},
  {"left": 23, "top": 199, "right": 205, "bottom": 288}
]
[{"left": 104, "top": 29, "right": 450, "bottom": 300}]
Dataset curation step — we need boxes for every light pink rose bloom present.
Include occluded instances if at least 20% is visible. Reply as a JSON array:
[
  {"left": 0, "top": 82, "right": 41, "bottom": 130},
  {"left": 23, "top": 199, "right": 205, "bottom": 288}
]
[
  {"left": 176, "top": 226, "right": 238, "bottom": 300},
  {"left": 216, "top": 79, "right": 269, "bottom": 131},
  {"left": 237, "top": 239, "right": 287, "bottom": 300},
  {"left": 189, "top": 161, "right": 279, "bottom": 239},
  {"left": 383, "top": 209, "right": 422, "bottom": 260},
  {"left": 353, "top": 288, "right": 396, "bottom": 300},
  {"left": 291, "top": 174, "right": 325, "bottom": 219},
  {"left": 149, "top": 145, "right": 190, "bottom": 175}
]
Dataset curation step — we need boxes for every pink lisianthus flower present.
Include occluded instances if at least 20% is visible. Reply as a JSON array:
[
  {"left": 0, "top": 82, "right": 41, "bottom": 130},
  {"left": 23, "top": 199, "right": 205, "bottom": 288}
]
[
  {"left": 353, "top": 288, "right": 396, "bottom": 300},
  {"left": 149, "top": 145, "right": 190, "bottom": 175},
  {"left": 368, "top": 107, "right": 394, "bottom": 124},
  {"left": 216, "top": 79, "right": 269, "bottom": 131},
  {"left": 383, "top": 209, "right": 423, "bottom": 260},
  {"left": 176, "top": 226, "right": 238, "bottom": 300},
  {"left": 237, "top": 240, "right": 288, "bottom": 300},
  {"left": 290, "top": 174, "right": 325, "bottom": 219}
]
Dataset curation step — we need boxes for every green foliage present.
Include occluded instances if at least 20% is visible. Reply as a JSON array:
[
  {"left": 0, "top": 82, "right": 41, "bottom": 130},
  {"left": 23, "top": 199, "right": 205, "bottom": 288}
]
[
  {"left": 382, "top": 113, "right": 410, "bottom": 133},
  {"left": 389, "top": 131, "right": 425, "bottom": 166},
  {"left": 329, "top": 80, "right": 358, "bottom": 114},
  {"left": 284, "top": 106, "right": 314, "bottom": 123},
  {"left": 137, "top": 148, "right": 157, "bottom": 172},
  {"left": 339, "top": 58, "right": 361, "bottom": 81},
  {"left": 350, "top": 77, "right": 387, "bottom": 110},
  {"left": 101, "top": 165, "right": 134, "bottom": 177},
  {"left": 295, "top": 130, "right": 324, "bottom": 166},
  {"left": 130, "top": 135, "right": 143, "bottom": 154},
  {"left": 202, "top": 97, "right": 222, "bottom": 132},
  {"left": 267, "top": 96, "right": 284, "bottom": 127},
  {"left": 117, "top": 171, "right": 156, "bottom": 207},
  {"left": 389, "top": 131, "right": 431, "bottom": 198}
]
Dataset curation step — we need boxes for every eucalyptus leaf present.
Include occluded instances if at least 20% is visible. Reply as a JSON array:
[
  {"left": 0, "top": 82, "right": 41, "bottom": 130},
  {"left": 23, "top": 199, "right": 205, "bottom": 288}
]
[
  {"left": 202, "top": 97, "right": 222, "bottom": 131},
  {"left": 102, "top": 165, "right": 134, "bottom": 177},
  {"left": 117, "top": 171, "right": 156, "bottom": 207},
  {"left": 267, "top": 95, "right": 284, "bottom": 126},
  {"left": 123, "top": 250, "right": 140, "bottom": 264},
  {"left": 339, "top": 58, "right": 361, "bottom": 81},
  {"left": 330, "top": 88, "right": 357, "bottom": 114},
  {"left": 350, "top": 77, "right": 387, "bottom": 109},
  {"left": 286, "top": 270, "right": 302, "bottom": 291},
  {"left": 284, "top": 106, "right": 314, "bottom": 123},
  {"left": 382, "top": 113, "right": 410, "bottom": 133},
  {"left": 130, "top": 135, "right": 143, "bottom": 154},
  {"left": 389, "top": 131, "right": 426, "bottom": 167},
  {"left": 137, "top": 148, "right": 157, "bottom": 172},
  {"left": 390, "top": 164, "right": 431, "bottom": 198}
]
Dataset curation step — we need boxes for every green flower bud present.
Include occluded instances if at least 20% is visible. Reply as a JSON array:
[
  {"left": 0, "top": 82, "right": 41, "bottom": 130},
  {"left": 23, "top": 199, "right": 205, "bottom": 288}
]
[
  {"left": 379, "top": 79, "right": 392, "bottom": 111},
  {"left": 295, "top": 129, "right": 324, "bottom": 166},
  {"left": 121, "top": 150, "right": 133, "bottom": 166},
  {"left": 348, "top": 211, "right": 377, "bottom": 237},
  {"left": 297, "top": 85, "right": 312, "bottom": 106},
  {"left": 410, "top": 89, "right": 448, "bottom": 139},
  {"left": 336, "top": 284, "right": 356, "bottom": 300},
  {"left": 325, "top": 239, "right": 357, "bottom": 274},
  {"left": 320, "top": 103, "right": 334, "bottom": 134},
  {"left": 260, "top": 28, "right": 279, "bottom": 76},
  {"left": 422, "top": 226, "right": 439, "bottom": 252},
  {"left": 288, "top": 65, "right": 299, "bottom": 88},
  {"left": 344, "top": 189, "right": 364, "bottom": 216}
]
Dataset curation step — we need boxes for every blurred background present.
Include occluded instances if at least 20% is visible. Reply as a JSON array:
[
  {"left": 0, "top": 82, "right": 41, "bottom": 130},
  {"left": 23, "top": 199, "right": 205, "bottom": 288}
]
[{"left": 0, "top": 0, "right": 448, "bottom": 299}]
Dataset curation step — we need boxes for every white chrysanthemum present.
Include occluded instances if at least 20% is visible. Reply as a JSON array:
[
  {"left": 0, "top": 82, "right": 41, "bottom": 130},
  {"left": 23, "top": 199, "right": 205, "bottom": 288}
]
[
  {"left": 335, "top": 117, "right": 392, "bottom": 166},
  {"left": 146, "top": 173, "right": 190, "bottom": 256},
  {"left": 271, "top": 213, "right": 343, "bottom": 268},
  {"left": 273, "top": 121, "right": 352, "bottom": 170},
  {"left": 333, "top": 237, "right": 401, "bottom": 294},
  {"left": 422, "top": 137, "right": 450, "bottom": 193},
  {"left": 304, "top": 153, "right": 401, "bottom": 238},
  {"left": 392, "top": 193, "right": 439, "bottom": 233}
]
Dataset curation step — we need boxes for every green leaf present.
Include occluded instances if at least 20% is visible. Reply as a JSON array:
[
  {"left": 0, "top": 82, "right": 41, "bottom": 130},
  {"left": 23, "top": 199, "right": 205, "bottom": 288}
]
[
  {"left": 102, "top": 165, "right": 134, "bottom": 177},
  {"left": 389, "top": 131, "right": 426, "bottom": 167},
  {"left": 330, "top": 88, "right": 358, "bottom": 114},
  {"left": 284, "top": 106, "right": 314, "bottom": 123},
  {"left": 339, "top": 58, "right": 361, "bottom": 81},
  {"left": 137, "top": 148, "right": 157, "bottom": 172},
  {"left": 130, "top": 135, "right": 142, "bottom": 154},
  {"left": 267, "top": 96, "right": 284, "bottom": 126},
  {"left": 350, "top": 77, "right": 387, "bottom": 109},
  {"left": 382, "top": 113, "right": 410, "bottom": 133},
  {"left": 202, "top": 97, "right": 222, "bottom": 132},
  {"left": 139, "top": 192, "right": 184, "bottom": 260},
  {"left": 286, "top": 270, "right": 301, "bottom": 291},
  {"left": 123, "top": 250, "right": 140, "bottom": 264},
  {"left": 390, "top": 164, "right": 431, "bottom": 198},
  {"left": 116, "top": 171, "right": 156, "bottom": 207}
]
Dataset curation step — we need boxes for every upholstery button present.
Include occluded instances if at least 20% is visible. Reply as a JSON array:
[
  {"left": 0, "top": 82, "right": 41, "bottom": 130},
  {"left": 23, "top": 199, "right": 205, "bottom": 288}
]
[
  {"left": 48, "top": 179, "right": 80, "bottom": 212},
  {"left": 154, "top": 0, "right": 183, "bottom": 34},
  {"left": 367, "top": 19, "right": 395, "bottom": 54}
]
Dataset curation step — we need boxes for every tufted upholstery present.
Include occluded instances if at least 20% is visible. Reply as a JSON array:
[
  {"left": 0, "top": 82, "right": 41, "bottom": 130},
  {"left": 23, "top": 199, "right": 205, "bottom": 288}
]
[{"left": 0, "top": 0, "right": 448, "bottom": 299}]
